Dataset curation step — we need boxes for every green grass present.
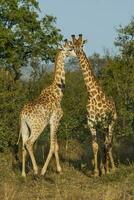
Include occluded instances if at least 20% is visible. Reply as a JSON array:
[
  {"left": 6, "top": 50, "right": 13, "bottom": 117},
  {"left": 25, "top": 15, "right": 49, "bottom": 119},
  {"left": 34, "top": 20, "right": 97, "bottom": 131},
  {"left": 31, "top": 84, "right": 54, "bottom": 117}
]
[{"left": 0, "top": 151, "right": 134, "bottom": 200}]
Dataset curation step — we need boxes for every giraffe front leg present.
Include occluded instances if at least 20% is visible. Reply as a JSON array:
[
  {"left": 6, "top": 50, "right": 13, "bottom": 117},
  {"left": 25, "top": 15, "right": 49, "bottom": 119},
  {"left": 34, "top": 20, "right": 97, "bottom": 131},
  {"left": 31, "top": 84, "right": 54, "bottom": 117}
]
[
  {"left": 109, "top": 148, "right": 115, "bottom": 172},
  {"left": 41, "top": 145, "right": 54, "bottom": 176},
  {"left": 41, "top": 135, "right": 60, "bottom": 175},
  {"left": 54, "top": 112, "right": 63, "bottom": 173},
  {"left": 54, "top": 139, "right": 62, "bottom": 173},
  {"left": 104, "top": 124, "right": 115, "bottom": 174},
  {"left": 105, "top": 141, "right": 115, "bottom": 173},
  {"left": 108, "top": 123, "right": 116, "bottom": 171},
  {"left": 88, "top": 120, "right": 99, "bottom": 176},
  {"left": 104, "top": 141, "right": 110, "bottom": 174},
  {"left": 92, "top": 137, "right": 99, "bottom": 176}
]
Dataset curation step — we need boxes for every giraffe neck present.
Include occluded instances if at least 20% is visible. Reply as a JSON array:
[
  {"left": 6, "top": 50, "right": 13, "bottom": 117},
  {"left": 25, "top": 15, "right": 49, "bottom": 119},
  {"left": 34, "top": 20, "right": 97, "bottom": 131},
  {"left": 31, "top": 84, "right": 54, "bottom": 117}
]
[
  {"left": 76, "top": 50, "right": 100, "bottom": 93},
  {"left": 53, "top": 50, "right": 66, "bottom": 90}
]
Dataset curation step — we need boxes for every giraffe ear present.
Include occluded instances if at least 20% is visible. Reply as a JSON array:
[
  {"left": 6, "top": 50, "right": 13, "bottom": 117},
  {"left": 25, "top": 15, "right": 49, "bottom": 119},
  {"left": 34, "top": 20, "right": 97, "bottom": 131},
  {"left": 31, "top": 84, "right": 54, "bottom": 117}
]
[
  {"left": 83, "top": 39, "right": 87, "bottom": 44},
  {"left": 63, "top": 39, "right": 69, "bottom": 47},
  {"left": 64, "top": 39, "right": 68, "bottom": 43}
]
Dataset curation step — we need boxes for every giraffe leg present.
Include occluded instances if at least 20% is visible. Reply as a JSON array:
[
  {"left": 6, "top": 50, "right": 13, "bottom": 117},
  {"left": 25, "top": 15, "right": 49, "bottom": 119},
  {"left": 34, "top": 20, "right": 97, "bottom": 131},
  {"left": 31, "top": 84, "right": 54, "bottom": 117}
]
[
  {"left": 92, "top": 138, "right": 99, "bottom": 176},
  {"left": 100, "top": 152, "right": 106, "bottom": 175},
  {"left": 25, "top": 133, "right": 40, "bottom": 175},
  {"left": 54, "top": 139, "right": 62, "bottom": 173},
  {"left": 22, "top": 146, "right": 27, "bottom": 177},
  {"left": 24, "top": 118, "right": 48, "bottom": 176},
  {"left": 54, "top": 111, "right": 63, "bottom": 173},
  {"left": 41, "top": 109, "right": 63, "bottom": 176},
  {"left": 41, "top": 144, "right": 54, "bottom": 176},
  {"left": 26, "top": 141, "right": 38, "bottom": 175},
  {"left": 109, "top": 123, "right": 116, "bottom": 171},
  {"left": 104, "top": 122, "right": 115, "bottom": 174},
  {"left": 109, "top": 148, "right": 115, "bottom": 171},
  {"left": 88, "top": 120, "right": 99, "bottom": 176},
  {"left": 104, "top": 142, "right": 110, "bottom": 174},
  {"left": 21, "top": 119, "right": 29, "bottom": 177}
]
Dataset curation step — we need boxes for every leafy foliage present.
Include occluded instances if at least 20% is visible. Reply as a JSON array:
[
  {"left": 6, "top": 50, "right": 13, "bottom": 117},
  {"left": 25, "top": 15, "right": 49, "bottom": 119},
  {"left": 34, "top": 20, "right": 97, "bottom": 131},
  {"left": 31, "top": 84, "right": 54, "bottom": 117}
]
[
  {"left": 100, "top": 18, "right": 134, "bottom": 136},
  {"left": 0, "top": 0, "right": 62, "bottom": 81},
  {"left": 0, "top": 6, "right": 134, "bottom": 152},
  {"left": 59, "top": 70, "right": 88, "bottom": 141},
  {"left": 115, "top": 17, "right": 134, "bottom": 57}
]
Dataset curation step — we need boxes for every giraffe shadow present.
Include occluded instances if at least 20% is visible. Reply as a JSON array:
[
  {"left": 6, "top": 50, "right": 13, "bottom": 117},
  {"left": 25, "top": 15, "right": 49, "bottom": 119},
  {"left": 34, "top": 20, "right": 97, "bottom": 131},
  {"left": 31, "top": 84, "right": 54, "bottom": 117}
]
[
  {"left": 59, "top": 138, "right": 94, "bottom": 175},
  {"left": 113, "top": 135, "right": 134, "bottom": 165},
  {"left": 11, "top": 134, "right": 134, "bottom": 176}
]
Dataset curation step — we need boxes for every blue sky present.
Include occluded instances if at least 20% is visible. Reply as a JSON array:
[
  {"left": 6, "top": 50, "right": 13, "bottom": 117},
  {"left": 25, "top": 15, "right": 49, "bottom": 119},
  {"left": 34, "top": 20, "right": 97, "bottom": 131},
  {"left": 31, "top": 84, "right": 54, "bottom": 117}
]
[{"left": 38, "top": 0, "right": 134, "bottom": 55}]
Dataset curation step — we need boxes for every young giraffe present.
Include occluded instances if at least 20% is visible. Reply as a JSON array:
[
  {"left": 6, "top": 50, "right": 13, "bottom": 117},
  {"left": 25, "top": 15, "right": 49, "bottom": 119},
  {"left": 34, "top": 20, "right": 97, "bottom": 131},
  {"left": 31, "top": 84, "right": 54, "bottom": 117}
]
[
  {"left": 71, "top": 34, "right": 117, "bottom": 176},
  {"left": 18, "top": 40, "right": 76, "bottom": 177}
]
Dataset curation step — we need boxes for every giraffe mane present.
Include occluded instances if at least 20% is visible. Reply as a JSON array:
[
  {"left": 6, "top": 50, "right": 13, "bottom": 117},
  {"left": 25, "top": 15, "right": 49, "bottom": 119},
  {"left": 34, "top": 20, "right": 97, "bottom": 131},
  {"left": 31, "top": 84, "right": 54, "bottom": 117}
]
[{"left": 53, "top": 49, "right": 61, "bottom": 80}]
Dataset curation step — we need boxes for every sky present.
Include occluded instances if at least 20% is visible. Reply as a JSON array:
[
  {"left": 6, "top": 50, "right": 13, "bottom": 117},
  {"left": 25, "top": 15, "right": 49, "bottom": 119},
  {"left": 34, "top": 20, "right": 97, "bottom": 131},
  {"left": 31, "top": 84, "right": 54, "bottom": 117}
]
[{"left": 38, "top": 0, "right": 134, "bottom": 56}]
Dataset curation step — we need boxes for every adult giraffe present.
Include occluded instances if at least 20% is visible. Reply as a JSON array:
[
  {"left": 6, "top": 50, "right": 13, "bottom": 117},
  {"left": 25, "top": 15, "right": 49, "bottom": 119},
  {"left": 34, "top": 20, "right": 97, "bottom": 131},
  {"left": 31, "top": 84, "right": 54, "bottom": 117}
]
[
  {"left": 17, "top": 40, "right": 76, "bottom": 177},
  {"left": 71, "top": 34, "right": 117, "bottom": 176}
]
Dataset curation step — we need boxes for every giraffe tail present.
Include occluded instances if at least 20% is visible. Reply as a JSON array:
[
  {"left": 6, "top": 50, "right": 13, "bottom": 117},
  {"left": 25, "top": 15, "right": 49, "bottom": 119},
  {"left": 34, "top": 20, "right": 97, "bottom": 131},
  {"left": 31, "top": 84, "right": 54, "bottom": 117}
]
[
  {"left": 16, "top": 117, "right": 23, "bottom": 145},
  {"left": 16, "top": 128, "right": 21, "bottom": 145},
  {"left": 16, "top": 119, "right": 30, "bottom": 145}
]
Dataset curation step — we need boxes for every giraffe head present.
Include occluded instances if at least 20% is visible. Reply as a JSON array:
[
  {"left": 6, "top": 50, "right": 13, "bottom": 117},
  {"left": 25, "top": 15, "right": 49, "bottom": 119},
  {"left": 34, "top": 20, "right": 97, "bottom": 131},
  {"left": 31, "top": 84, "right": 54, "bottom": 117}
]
[
  {"left": 70, "top": 34, "right": 87, "bottom": 52},
  {"left": 60, "top": 39, "right": 76, "bottom": 57}
]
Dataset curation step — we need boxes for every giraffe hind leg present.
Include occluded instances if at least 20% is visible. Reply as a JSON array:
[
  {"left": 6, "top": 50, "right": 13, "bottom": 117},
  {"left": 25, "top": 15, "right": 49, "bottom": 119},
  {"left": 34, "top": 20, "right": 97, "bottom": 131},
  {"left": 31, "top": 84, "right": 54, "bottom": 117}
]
[
  {"left": 25, "top": 120, "right": 49, "bottom": 176},
  {"left": 41, "top": 109, "right": 63, "bottom": 176},
  {"left": 25, "top": 131, "right": 42, "bottom": 176},
  {"left": 21, "top": 119, "right": 30, "bottom": 177}
]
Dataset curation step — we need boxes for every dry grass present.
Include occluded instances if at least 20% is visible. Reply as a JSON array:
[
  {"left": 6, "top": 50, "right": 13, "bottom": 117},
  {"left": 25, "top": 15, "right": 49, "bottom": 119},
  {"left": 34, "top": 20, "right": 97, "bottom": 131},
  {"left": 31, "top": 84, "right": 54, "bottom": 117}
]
[{"left": 0, "top": 140, "right": 134, "bottom": 200}]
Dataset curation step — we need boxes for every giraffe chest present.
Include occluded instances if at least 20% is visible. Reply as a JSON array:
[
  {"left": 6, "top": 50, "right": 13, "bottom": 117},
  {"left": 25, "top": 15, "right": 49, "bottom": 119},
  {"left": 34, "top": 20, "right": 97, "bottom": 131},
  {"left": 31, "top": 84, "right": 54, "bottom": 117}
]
[{"left": 86, "top": 97, "right": 112, "bottom": 121}]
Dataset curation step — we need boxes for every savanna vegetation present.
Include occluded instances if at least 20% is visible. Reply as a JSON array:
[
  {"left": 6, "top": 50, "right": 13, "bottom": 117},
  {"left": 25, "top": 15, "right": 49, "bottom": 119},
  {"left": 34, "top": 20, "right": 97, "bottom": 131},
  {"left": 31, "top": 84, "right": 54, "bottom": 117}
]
[{"left": 0, "top": 1, "right": 134, "bottom": 199}]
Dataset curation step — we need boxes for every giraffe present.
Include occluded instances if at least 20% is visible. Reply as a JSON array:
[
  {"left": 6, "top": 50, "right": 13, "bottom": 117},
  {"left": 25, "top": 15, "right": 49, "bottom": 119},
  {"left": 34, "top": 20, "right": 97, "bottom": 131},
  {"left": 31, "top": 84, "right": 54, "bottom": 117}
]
[
  {"left": 17, "top": 40, "right": 76, "bottom": 177},
  {"left": 70, "top": 34, "right": 117, "bottom": 176}
]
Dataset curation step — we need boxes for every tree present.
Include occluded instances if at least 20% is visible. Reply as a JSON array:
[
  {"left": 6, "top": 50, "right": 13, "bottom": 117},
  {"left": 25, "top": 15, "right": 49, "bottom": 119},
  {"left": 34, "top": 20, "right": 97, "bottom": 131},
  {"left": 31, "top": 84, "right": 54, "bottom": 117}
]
[
  {"left": 89, "top": 53, "right": 106, "bottom": 75},
  {"left": 100, "top": 17, "right": 134, "bottom": 136},
  {"left": 115, "top": 17, "right": 134, "bottom": 58},
  {"left": 0, "top": 0, "right": 62, "bottom": 151},
  {"left": 0, "top": 0, "right": 62, "bottom": 81}
]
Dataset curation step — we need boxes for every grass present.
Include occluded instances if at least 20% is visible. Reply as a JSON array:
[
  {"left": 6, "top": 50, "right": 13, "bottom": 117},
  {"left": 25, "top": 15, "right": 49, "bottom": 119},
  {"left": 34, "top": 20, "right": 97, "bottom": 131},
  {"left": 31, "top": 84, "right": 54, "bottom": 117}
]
[{"left": 0, "top": 150, "right": 134, "bottom": 200}]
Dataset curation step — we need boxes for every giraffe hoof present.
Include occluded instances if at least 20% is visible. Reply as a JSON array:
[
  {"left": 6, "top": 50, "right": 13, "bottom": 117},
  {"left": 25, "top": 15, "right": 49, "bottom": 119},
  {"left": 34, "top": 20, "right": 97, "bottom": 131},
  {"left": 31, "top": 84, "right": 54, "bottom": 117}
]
[
  {"left": 57, "top": 167, "right": 62, "bottom": 174},
  {"left": 57, "top": 170, "right": 63, "bottom": 175},
  {"left": 40, "top": 171, "right": 46, "bottom": 176},
  {"left": 111, "top": 167, "right": 116, "bottom": 172},
  {"left": 22, "top": 172, "right": 26, "bottom": 177},
  {"left": 105, "top": 171, "right": 110, "bottom": 175},
  {"left": 33, "top": 174, "right": 40, "bottom": 180},
  {"left": 94, "top": 170, "right": 99, "bottom": 177},
  {"left": 100, "top": 168, "right": 106, "bottom": 176}
]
